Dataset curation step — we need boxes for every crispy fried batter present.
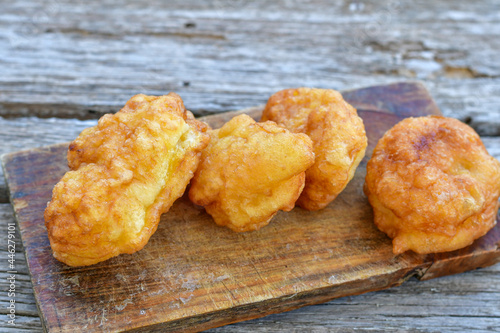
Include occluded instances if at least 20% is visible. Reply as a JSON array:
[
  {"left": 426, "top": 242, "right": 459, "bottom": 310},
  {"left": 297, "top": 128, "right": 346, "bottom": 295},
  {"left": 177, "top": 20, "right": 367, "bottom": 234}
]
[
  {"left": 364, "top": 116, "right": 500, "bottom": 254},
  {"left": 189, "top": 114, "right": 315, "bottom": 232},
  {"left": 262, "top": 88, "right": 367, "bottom": 210},
  {"left": 44, "top": 93, "right": 210, "bottom": 266}
]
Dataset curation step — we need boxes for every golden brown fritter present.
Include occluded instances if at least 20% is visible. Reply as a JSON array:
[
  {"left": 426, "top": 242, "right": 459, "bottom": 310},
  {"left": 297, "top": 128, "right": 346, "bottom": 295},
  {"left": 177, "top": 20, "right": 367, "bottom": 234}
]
[
  {"left": 262, "top": 88, "right": 367, "bottom": 210},
  {"left": 364, "top": 116, "right": 500, "bottom": 254},
  {"left": 189, "top": 114, "right": 315, "bottom": 232},
  {"left": 44, "top": 93, "right": 210, "bottom": 266}
]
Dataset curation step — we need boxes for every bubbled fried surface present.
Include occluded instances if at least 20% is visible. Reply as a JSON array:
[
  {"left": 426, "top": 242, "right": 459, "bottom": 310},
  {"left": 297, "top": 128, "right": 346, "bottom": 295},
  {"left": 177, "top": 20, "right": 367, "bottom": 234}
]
[
  {"left": 189, "top": 114, "right": 315, "bottom": 232},
  {"left": 364, "top": 116, "right": 500, "bottom": 254},
  {"left": 262, "top": 88, "right": 367, "bottom": 210},
  {"left": 44, "top": 93, "right": 210, "bottom": 266}
]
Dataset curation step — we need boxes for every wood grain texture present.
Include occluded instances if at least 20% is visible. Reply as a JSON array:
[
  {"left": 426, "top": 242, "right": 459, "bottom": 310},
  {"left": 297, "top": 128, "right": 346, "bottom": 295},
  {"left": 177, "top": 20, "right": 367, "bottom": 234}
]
[
  {"left": 1, "top": 1, "right": 500, "bottom": 331},
  {"left": 1, "top": 204, "right": 500, "bottom": 333},
  {"left": 0, "top": 117, "right": 97, "bottom": 203},
  {"left": 1, "top": 1, "right": 500, "bottom": 134},
  {"left": 3, "top": 83, "right": 500, "bottom": 332}
]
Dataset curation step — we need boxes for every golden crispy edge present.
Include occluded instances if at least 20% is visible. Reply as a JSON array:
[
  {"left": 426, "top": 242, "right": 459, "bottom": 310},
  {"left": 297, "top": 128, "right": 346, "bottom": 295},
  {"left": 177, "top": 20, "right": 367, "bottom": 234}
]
[
  {"left": 364, "top": 116, "right": 500, "bottom": 254},
  {"left": 45, "top": 94, "right": 210, "bottom": 266}
]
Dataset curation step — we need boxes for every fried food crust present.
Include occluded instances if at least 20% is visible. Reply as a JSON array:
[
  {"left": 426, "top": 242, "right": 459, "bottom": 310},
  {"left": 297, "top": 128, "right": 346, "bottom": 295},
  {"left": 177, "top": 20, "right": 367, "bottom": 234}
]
[
  {"left": 262, "top": 88, "right": 367, "bottom": 210},
  {"left": 189, "top": 114, "right": 315, "bottom": 232},
  {"left": 44, "top": 93, "right": 210, "bottom": 266},
  {"left": 364, "top": 116, "right": 500, "bottom": 254}
]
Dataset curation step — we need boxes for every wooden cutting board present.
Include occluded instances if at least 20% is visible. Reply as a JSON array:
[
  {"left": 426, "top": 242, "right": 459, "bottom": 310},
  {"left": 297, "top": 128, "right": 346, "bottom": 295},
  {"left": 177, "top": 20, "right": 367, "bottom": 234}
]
[{"left": 3, "top": 82, "right": 500, "bottom": 333}]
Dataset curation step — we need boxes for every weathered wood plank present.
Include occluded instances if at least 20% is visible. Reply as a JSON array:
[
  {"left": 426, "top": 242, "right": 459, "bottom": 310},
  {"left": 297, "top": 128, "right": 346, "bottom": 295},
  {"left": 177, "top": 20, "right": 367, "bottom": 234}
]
[
  {"left": 0, "top": 203, "right": 42, "bottom": 332},
  {"left": 0, "top": 117, "right": 97, "bottom": 203},
  {"left": 210, "top": 269, "right": 500, "bottom": 332},
  {"left": 3, "top": 83, "right": 500, "bottom": 332},
  {"left": 0, "top": 202, "right": 499, "bottom": 332},
  {"left": 0, "top": 1, "right": 499, "bottom": 134},
  {"left": 0, "top": 316, "right": 43, "bottom": 333},
  {"left": 1, "top": 1, "right": 500, "bottom": 331}
]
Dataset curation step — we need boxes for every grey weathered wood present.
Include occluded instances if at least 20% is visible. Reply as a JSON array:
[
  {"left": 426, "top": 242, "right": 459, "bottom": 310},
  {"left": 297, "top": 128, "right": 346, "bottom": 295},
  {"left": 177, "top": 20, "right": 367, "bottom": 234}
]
[
  {"left": 0, "top": 1, "right": 500, "bottom": 134},
  {"left": 0, "top": 316, "right": 43, "bottom": 333},
  {"left": 0, "top": 117, "right": 97, "bottom": 203},
  {"left": 0, "top": 204, "right": 42, "bottom": 331}
]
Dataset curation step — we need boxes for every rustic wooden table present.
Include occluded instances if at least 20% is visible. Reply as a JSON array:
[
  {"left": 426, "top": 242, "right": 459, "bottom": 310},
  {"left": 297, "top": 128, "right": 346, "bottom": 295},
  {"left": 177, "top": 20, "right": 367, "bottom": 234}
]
[{"left": 1, "top": 1, "right": 499, "bottom": 332}]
